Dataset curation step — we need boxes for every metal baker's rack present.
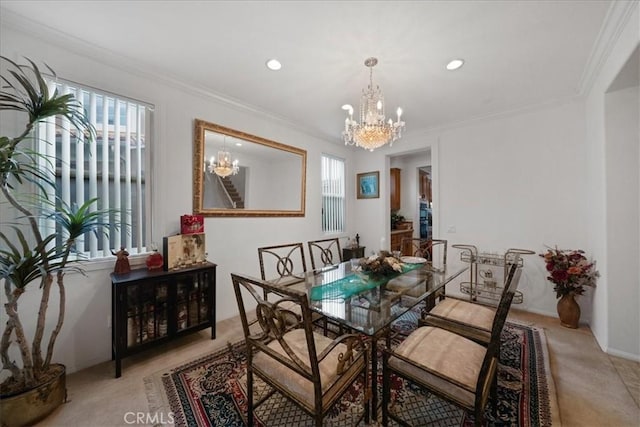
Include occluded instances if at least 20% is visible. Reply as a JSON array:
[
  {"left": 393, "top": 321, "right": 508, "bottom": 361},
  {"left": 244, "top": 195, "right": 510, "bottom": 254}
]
[{"left": 451, "top": 244, "right": 534, "bottom": 304}]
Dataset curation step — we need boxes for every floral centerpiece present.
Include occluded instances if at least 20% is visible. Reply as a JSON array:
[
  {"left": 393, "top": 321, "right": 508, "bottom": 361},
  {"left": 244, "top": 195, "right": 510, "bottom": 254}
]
[
  {"left": 539, "top": 248, "right": 599, "bottom": 298},
  {"left": 359, "top": 251, "right": 405, "bottom": 277}
]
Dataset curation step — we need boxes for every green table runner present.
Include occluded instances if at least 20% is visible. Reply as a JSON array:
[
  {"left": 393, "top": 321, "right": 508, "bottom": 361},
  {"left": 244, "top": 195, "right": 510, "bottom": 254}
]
[{"left": 309, "top": 263, "right": 423, "bottom": 300}]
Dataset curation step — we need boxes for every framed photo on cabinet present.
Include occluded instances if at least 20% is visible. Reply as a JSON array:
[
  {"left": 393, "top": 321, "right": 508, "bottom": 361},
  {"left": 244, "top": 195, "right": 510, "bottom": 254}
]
[
  {"left": 163, "top": 233, "right": 207, "bottom": 271},
  {"left": 357, "top": 171, "right": 380, "bottom": 199}
]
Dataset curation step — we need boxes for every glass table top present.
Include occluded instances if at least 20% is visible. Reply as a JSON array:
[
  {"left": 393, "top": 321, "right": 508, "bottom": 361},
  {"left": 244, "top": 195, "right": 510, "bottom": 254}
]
[{"left": 267, "top": 261, "right": 467, "bottom": 336}]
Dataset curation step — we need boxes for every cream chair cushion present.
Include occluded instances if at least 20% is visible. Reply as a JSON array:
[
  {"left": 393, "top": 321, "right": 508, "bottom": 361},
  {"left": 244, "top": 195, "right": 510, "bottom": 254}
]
[
  {"left": 425, "top": 298, "right": 495, "bottom": 343},
  {"left": 253, "top": 329, "right": 364, "bottom": 412},
  {"left": 388, "top": 326, "right": 488, "bottom": 408}
]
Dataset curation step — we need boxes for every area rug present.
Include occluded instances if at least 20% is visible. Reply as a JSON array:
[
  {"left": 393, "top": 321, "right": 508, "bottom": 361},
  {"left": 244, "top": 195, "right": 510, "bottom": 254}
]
[{"left": 145, "top": 319, "right": 560, "bottom": 426}]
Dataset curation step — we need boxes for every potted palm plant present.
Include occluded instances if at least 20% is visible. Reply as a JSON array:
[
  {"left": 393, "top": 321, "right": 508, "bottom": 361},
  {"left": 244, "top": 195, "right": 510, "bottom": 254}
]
[{"left": 0, "top": 56, "right": 114, "bottom": 425}]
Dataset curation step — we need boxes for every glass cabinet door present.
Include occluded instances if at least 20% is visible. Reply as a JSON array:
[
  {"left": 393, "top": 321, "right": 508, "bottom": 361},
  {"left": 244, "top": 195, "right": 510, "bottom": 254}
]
[
  {"left": 176, "top": 272, "right": 210, "bottom": 332},
  {"left": 126, "top": 281, "right": 170, "bottom": 347}
]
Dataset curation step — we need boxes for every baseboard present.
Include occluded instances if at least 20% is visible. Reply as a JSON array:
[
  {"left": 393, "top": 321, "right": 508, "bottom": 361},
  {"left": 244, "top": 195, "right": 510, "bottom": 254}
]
[{"left": 607, "top": 347, "right": 640, "bottom": 362}]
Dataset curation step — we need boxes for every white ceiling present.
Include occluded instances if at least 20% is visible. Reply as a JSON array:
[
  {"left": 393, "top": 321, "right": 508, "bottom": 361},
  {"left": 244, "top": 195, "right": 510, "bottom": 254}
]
[{"left": 1, "top": 1, "right": 613, "bottom": 142}]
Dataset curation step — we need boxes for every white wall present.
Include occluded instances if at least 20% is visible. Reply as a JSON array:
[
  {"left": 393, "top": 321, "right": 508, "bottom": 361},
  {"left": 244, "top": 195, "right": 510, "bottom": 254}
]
[
  {"left": 605, "top": 85, "right": 639, "bottom": 360},
  {"left": 356, "top": 100, "right": 590, "bottom": 319},
  {"left": 0, "top": 23, "right": 356, "bottom": 374},
  {"left": 585, "top": 2, "right": 639, "bottom": 360}
]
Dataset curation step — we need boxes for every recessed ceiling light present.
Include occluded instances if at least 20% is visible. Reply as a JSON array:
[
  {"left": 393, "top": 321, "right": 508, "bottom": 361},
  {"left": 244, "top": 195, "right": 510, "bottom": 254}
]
[
  {"left": 446, "top": 59, "right": 465, "bottom": 71},
  {"left": 266, "top": 59, "right": 282, "bottom": 71},
  {"left": 235, "top": 142, "right": 242, "bottom": 147}
]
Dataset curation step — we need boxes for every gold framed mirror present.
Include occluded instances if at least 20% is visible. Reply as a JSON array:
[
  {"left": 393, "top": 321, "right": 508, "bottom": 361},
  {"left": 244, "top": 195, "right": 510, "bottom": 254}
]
[{"left": 193, "top": 119, "right": 307, "bottom": 217}]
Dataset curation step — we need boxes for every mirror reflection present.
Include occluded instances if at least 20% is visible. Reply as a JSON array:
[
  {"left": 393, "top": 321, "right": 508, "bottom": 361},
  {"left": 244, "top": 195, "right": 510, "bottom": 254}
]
[{"left": 193, "top": 119, "right": 307, "bottom": 217}]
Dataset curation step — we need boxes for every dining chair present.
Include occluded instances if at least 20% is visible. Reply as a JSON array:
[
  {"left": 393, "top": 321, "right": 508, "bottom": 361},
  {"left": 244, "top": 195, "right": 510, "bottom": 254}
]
[
  {"left": 258, "top": 242, "right": 307, "bottom": 282},
  {"left": 402, "top": 238, "right": 448, "bottom": 312},
  {"left": 382, "top": 262, "right": 521, "bottom": 426},
  {"left": 231, "top": 273, "right": 370, "bottom": 427},
  {"left": 401, "top": 237, "right": 448, "bottom": 271},
  {"left": 259, "top": 242, "right": 332, "bottom": 332},
  {"left": 420, "top": 254, "right": 524, "bottom": 347},
  {"left": 307, "top": 237, "right": 343, "bottom": 270}
]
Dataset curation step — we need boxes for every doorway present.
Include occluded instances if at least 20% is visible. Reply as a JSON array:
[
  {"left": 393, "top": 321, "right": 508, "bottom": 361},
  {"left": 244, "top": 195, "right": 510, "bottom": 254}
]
[
  {"left": 418, "top": 166, "right": 432, "bottom": 239},
  {"left": 388, "top": 149, "right": 432, "bottom": 240}
]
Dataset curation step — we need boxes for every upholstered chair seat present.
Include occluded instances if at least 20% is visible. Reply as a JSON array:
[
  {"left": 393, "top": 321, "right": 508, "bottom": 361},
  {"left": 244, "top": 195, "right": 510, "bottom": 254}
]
[
  {"left": 254, "top": 328, "right": 366, "bottom": 412},
  {"left": 423, "top": 297, "right": 496, "bottom": 344},
  {"left": 388, "top": 326, "right": 492, "bottom": 408}
]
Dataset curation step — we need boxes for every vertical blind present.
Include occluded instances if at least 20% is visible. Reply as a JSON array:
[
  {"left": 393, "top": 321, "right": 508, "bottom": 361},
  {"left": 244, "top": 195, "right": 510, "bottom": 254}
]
[
  {"left": 38, "top": 80, "right": 152, "bottom": 259},
  {"left": 321, "top": 154, "right": 345, "bottom": 234}
]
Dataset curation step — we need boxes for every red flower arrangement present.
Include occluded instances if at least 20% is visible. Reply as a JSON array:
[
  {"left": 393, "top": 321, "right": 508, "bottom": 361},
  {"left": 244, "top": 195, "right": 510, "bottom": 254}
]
[{"left": 539, "top": 247, "right": 599, "bottom": 298}]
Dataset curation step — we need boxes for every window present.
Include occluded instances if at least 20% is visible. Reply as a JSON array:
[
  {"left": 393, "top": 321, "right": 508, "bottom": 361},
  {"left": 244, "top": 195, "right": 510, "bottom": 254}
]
[
  {"left": 321, "top": 154, "right": 345, "bottom": 233},
  {"left": 37, "top": 80, "right": 153, "bottom": 259}
]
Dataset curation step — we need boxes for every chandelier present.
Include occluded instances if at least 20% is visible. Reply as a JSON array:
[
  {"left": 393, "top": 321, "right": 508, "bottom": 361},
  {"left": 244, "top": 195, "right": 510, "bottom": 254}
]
[
  {"left": 342, "top": 57, "right": 405, "bottom": 151},
  {"left": 207, "top": 137, "right": 239, "bottom": 177}
]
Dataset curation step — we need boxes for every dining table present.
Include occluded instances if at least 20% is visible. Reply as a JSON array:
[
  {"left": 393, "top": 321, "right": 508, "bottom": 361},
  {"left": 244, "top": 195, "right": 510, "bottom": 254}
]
[{"left": 266, "top": 258, "right": 468, "bottom": 419}]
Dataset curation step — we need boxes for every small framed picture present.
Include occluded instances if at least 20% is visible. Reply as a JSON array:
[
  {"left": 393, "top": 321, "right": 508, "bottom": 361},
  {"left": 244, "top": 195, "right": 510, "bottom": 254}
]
[
  {"left": 163, "top": 233, "right": 207, "bottom": 271},
  {"left": 357, "top": 171, "right": 380, "bottom": 199}
]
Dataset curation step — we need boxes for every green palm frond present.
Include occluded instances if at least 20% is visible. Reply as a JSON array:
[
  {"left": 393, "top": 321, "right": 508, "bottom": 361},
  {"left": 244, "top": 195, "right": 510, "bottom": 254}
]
[
  {"left": 0, "top": 56, "right": 96, "bottom": 146},
  {"left": 1, "top": 136, "right": 56, "bottom": 194},
  {"left": 0, "top": 228, "right": 59, "bottom": 289},
  {"left": 44, "top": 197, "right": 118, "bottom": 242}
]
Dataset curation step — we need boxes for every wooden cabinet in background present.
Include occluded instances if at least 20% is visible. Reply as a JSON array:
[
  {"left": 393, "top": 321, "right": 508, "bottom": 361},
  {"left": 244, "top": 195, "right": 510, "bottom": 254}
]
[
  {"left": 390, "top": 229, "right": 413, "bottom": 252},
  {"left": 419, "top": 170, "right": 432, "bottom": 202},
  {"left": 390, "top": 168, "right": 401, "bottom": 211}
]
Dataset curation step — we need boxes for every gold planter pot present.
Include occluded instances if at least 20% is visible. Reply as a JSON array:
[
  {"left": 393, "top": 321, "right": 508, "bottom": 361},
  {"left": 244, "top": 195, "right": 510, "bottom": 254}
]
[{"left": 0, "top": 364, "right": 66, "bottom": 427}]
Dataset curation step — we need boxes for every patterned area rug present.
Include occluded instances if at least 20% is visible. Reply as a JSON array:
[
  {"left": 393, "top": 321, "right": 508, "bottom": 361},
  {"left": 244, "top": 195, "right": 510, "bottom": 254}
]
[{"left": 145, "top": 316, "right": 560, "bottom": 426}]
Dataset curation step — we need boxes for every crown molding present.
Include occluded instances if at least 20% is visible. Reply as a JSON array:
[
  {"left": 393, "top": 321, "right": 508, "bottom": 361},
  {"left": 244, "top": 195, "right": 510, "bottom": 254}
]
[
  {"left": 0, "top": 9, "right": 331, "bottom": 143},
  {"left": 405, "top": 94, "right": 584, "bottom": 140},
  {"left": 579, "top": 1, "right": 639, "bottom": 95}
]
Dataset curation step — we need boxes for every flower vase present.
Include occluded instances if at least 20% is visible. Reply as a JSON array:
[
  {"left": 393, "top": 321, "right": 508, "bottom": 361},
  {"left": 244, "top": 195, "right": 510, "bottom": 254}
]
[
  {"left": 146, "top": 250, "right": 164, "bottom": 271},
  {"left": 557, "top": 292, "right": 580, "bottom": 328}
]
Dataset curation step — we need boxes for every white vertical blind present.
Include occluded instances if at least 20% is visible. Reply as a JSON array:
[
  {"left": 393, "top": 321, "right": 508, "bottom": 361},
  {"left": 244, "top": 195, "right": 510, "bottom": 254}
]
[
  {"left": 112, "top": 99, "right": 122, "bottom": 251},
  {"left": 100, "top": 94, "right": 110, "bottom": 256},
  {"left": 321, "top": 155, "right": 345, "bottom": 234},
  {"left": 74, "top": 86, "right": 86, "bottom": 253},
  {"left": 88, "top": 92, "right": 98, "bottom": 258},
  {"left": 38, "top": 79, "right": 152, "bottom": 259},
  {"left": 135, "top": 106, "right": 144, "bottom": 251},
  {"left": 124, "top": 102, "right": 132, "bottom": 251},
  {"left": 59, "top": 84, "right": 71, "bottom": 220}
]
